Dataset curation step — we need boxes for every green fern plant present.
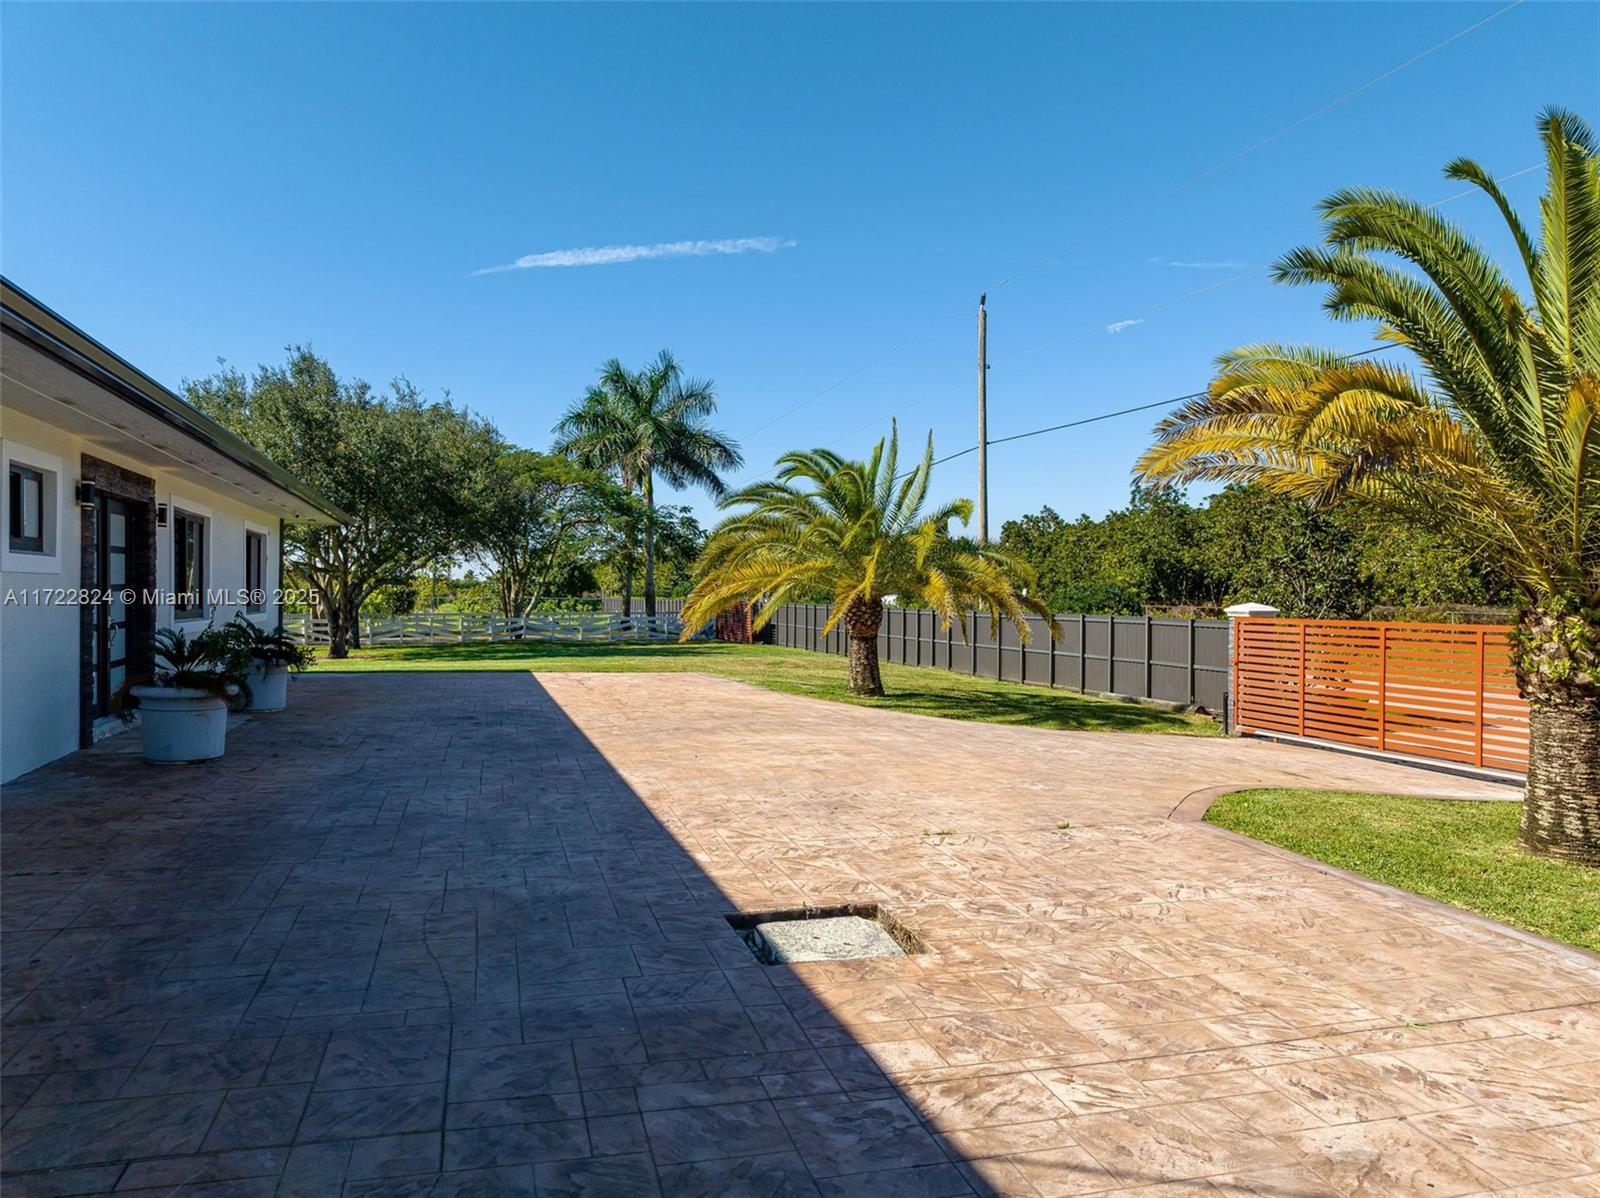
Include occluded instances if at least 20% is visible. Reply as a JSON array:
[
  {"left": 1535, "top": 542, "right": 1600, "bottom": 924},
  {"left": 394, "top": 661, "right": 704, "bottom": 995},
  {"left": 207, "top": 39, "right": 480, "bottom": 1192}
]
[
  {"left": 118, "top": 626, "right": 252, "bottom": 718},
  {"left": 224, "top": 613, "right": 315, "bottom": 671}
]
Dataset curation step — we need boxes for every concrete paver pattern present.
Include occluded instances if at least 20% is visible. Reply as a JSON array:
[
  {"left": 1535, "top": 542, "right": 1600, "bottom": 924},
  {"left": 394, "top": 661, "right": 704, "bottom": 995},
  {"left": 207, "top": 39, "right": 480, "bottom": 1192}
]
[{"left": 2, "top": 670, "right": 1595, "bottom": 1196}]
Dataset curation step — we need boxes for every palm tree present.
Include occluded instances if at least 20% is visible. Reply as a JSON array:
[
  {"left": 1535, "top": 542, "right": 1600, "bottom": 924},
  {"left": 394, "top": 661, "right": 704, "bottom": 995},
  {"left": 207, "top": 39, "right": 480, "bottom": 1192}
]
[
  {"left": 681, "top": 424, "right": 1057, "bottom": 696},
  {"left": 1136, "top": 108, "right": 1599, "bottom": 864},
  {"left": 553, "top": 351, "right": 742, "bottom": 617}
]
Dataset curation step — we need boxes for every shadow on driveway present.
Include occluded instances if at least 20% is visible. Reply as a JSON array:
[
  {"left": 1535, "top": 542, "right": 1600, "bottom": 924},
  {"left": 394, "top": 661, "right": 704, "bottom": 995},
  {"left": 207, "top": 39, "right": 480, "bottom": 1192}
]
[{"left": 0, "top": 671, "right": 1114, "bottom": 1195}]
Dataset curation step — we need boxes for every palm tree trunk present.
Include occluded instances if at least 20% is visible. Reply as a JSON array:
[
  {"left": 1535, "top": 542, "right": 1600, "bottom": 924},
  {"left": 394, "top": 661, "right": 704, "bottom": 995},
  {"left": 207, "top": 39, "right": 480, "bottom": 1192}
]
[
  {"left": 1521, "top": 700, "right": 1600, "bottom": 864},
  {"left": 844, "top": 594, "right": 884, "bottom": 697},
  {"left": 620, "top": 541, "right": 633, "bottom": 619},
  {"left": 643, "top": 471, "right": 657, "bottom": 620},
  {"left": 1515, "top": 602, "right": 1600, "bottom": 865}
]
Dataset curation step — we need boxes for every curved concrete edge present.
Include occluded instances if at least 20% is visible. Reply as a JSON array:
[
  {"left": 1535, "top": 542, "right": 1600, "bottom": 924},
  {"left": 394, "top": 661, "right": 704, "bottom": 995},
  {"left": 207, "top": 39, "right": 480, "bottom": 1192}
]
[
  {"left": 1175, "top": 791, "right": 1600, "bottom": 968},
  {"left": 1168, "top": 784, "right": 1249, "bottom": 822}
]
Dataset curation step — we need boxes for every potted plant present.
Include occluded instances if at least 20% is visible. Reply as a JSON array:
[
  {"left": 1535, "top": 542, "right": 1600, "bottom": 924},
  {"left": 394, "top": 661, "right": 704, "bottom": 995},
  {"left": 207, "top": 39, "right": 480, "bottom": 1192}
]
[
  {"left": 124, "top": 627, "right": 249, "bottom": 763},
  {"left": 225, "top": 614, "right": 315, "bottom": 712}
]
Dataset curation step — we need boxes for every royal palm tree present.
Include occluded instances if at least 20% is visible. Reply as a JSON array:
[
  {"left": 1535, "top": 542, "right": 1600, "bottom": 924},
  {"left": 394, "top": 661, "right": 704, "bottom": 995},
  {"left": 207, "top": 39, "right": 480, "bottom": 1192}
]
[
  {"left": 681, "top": 424, "right": 1057, "bottom": 696},
  {"left": 553, "top": 351, "right": 741, "bottom": 617},
  {"left": 1136, "top": 108, "right": 1599, "bottom": 863}
]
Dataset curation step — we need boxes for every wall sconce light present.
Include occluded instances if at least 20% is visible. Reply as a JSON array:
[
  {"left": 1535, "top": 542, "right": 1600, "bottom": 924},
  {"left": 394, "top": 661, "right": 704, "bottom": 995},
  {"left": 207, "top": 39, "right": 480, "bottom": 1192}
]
[
  {"left": 75, "top": 480, "right": 97, "bottom": 507},
  {"left": 156, "top": 503, "right": 169, "bottom": 528}
]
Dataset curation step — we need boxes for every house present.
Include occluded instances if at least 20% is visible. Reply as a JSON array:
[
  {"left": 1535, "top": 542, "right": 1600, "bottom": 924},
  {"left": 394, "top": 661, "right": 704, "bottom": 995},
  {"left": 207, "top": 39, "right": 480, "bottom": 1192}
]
[{"left": 0, "top": 279, "right": 346, "bottom": 782}]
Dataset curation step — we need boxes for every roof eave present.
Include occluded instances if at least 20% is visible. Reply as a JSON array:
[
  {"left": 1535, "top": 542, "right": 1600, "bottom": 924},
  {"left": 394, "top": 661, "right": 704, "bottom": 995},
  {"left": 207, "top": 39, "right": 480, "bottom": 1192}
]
[{"left": 1, "top": 277, "right": 351, "bottom": 525}]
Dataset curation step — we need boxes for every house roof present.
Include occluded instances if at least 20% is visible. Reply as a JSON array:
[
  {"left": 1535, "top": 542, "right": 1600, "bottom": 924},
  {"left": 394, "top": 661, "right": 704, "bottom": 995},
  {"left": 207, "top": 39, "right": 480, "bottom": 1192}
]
[{"left": 1, "top": 277, "right": 350, "bottom": 524}]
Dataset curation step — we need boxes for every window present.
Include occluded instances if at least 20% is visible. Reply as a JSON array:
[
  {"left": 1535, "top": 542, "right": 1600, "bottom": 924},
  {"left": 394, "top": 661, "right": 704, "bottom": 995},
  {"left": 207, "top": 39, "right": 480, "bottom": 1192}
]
[
  {"left": 245, "top": 530, "right": 266, "bottom": 612},
  {"left": 8, "top": 464, "right": 44, "bottom": 553},
  {"left": 174, "top": 511, "right": 206, "bottom": 619},
  {"left": 2, "top": 443, "right": 63, "bottom": 573}
]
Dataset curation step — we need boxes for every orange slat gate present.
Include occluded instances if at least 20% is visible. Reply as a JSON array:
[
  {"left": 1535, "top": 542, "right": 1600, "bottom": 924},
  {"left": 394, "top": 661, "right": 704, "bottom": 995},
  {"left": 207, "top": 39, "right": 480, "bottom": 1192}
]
[{"left": 1232, "top": 618, "right": 1529, "bottom": 772}]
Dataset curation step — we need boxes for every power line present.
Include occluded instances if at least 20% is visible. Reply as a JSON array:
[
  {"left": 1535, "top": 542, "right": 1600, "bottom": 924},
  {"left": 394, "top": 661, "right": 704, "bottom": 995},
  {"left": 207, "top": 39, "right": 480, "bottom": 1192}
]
[
  {"left": 920, "top": 394, "right": 1200, "bottom": 473},
  {"left": 737, "top": 310, "right": 964, "bottom": 440},
  {"left": 729, "top": 0, "right": 1523, "bottom": 451},
  {"left": 900, "top": 345, "right": 1396, "bottom": 479},
  {"left": 844, "top": 159, "right": 1542, "bottom": 450},
  {"left": 986, "top": 0, "right": 1527, "bottom": 291}
]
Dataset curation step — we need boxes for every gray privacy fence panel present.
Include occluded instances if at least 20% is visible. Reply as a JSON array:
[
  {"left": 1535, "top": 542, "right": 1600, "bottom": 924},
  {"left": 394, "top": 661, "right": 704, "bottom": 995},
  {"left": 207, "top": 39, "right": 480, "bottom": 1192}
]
[{"left": 768, "top": 603, "right": 1229, "bottom": 710}]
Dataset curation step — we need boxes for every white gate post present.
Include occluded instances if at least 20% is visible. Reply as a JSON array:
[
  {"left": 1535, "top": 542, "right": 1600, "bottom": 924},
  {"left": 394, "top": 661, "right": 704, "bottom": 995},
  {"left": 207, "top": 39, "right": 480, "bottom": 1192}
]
[{"left": 1223, "top": 602, "right": 1279, "bottom": 734}]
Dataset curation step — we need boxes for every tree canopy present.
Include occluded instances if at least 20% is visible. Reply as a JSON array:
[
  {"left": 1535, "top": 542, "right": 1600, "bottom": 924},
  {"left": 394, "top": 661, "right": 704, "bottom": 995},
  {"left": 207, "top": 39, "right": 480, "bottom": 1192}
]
[
  {"left": 553, "top": 351, "right": 740, "bottom": 616},
  {"left": 186, "top": 347, "right": 503, "bottom": 656},
  {"left": 1000, "top": 483, "right": 1513, "bottom": 619},
  {"left": 469, "top": 449, "right": 630, "bottom": 618}
]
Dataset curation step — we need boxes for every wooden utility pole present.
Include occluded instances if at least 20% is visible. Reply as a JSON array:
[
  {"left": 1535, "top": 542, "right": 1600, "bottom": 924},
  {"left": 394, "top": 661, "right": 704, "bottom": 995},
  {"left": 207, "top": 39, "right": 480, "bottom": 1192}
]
[{"left": 977, "top": 293, "right": 989, "bottom": 544}]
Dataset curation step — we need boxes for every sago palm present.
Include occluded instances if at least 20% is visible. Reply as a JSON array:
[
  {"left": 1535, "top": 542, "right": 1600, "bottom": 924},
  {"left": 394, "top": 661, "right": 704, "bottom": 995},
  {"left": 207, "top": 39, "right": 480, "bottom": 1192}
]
[
  {"left": 681, "top": 424, "right": 1056, "bottom": 696},
  {"left": 553, "top": 351, "right": 741, "bottom": 617},
  {"left": 1136, "top": 108, "right": 1600, "bottom": 863}
]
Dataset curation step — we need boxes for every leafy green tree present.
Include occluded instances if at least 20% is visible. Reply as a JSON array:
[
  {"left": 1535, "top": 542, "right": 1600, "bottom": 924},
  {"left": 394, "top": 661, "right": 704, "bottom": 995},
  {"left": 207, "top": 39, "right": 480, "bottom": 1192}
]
[
  {"left": 1101, "top": 487, "right": 1213, "bottom": 605},
  {"left": 1347, "top": 513, "right": 1514, "bottom": 614},
  {"left": 552, "top": 351, "right": 741, "bottom": 617},
  {"left": 999, "top": 508, "right": 1127, "bottom": 612},
  {"left": 589, "top": 504, "right": 705, "bottom": 600},
  {"left": 999, "top": 488, "right": 1214, "bottom": 613},
  {"left": 1002, "top": 483, "right": 1511, "bottom": 618},
  {"left": 1137, "top": 110, "right": 1600, "bottom": 863},
  {"left": 1198, "top": 485, "right": 1372, "bottom": 617},
  {"left": 186, "top": 348, "right": 503, "bottom": 657},
  {"left": 364, "top": 580, "right": 419, "bottom": 618},
  {"left": 469, "top": 450, "right": 628, "bottom": 617},
  {"left": 444, "top": 570, "right": 500, "bottom": 614},
  {"left": 1054, "top": 578, "right": 1145, "bottom": 617},
  {"left": 682, "top": 425, "right": 1054, "bottom": 696}
]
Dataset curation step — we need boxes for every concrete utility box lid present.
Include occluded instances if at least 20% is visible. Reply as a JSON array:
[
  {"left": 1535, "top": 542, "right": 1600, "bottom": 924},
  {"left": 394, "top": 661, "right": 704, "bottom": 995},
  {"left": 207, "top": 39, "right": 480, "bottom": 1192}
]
[
  {"left": 1224, "top": 602, "right": 1281, "bottom": 618},
  {"left": 754, "top": 916, "right": 905, "bottom": 964}
]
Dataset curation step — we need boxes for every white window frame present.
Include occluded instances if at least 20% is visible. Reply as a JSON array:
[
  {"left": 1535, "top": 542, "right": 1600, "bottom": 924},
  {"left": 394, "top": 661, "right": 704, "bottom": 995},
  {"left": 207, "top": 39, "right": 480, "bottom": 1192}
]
[
  {"left": 1, "top": 440, "right": 65, "bottom": 574},
  {"left": 243, "top": 524, "right": 270, "bottom": 614}
]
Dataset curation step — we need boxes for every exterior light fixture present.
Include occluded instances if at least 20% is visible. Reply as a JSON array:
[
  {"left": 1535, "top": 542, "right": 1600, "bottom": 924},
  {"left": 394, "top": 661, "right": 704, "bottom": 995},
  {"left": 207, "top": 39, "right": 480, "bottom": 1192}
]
[
  {"left": 75, "top": 480, "right": 97, "bottom": 507},
  {"left": 157, "top": 503, "right": 169, "bottom": 528}
]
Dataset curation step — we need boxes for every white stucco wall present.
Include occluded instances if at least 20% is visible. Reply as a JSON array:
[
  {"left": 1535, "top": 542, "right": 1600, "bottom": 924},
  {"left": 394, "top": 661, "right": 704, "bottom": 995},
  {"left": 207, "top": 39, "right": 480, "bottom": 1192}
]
[
  {"left": 1, "top": 405, "right": 283, "bottom": 783},
  {"left": 1, "top": 409, "right": 82, "bottom": 785}
]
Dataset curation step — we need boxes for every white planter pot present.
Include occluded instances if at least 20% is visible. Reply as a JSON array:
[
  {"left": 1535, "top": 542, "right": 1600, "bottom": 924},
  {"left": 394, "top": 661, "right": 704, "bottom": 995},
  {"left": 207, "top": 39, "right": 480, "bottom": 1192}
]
[
  {"left": 248, "top": 663, "right": 290, "bottom": 711},
  {"left": 129, "top": 685, "right": 229, "bottom": 763}
]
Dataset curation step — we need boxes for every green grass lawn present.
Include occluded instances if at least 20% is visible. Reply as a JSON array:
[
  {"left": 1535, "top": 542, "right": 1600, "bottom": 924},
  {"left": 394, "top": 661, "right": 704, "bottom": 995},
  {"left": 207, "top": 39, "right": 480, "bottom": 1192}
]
[
  {"left": 1206, "top": 789, "right": 1600, "bottom": 952},
  {"left": 309, "top": 639, "right": 1219, "bottom": 736}
]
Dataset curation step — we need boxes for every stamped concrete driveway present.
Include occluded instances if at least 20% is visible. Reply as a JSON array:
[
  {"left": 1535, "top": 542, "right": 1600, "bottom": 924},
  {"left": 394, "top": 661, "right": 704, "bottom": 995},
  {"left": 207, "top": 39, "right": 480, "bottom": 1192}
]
[{"left": 2, "top": 670, "right": 1597, "bottom": 1197}]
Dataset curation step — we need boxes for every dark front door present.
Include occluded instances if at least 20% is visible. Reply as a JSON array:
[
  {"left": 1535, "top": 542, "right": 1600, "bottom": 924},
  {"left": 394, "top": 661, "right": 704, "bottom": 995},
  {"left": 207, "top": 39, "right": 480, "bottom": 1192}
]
[{"left": 93, "top": 496, "right": 136, "bottom": 716}]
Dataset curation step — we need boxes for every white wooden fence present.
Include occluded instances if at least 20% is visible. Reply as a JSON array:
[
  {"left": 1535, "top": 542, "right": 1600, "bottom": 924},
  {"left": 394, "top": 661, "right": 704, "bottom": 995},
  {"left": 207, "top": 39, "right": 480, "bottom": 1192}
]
[{"left": 285, "top": 610, "right": 700, "bottom": 646}]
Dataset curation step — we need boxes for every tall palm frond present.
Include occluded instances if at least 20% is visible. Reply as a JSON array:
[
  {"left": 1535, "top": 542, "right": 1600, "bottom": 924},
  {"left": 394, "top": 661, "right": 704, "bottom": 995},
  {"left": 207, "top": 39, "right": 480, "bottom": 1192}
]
[
  {"left": 1134, "top": 108, "right": 1600, "bottom": 862},
  {"left": 553, "top": 351, "right": 741, "bottom": 613},
  {"left": 681, "top": 424, "right": 1056, "bottom": 658},
  {"left": 1137, "top": 108, "right": 1600, "bottom": 608}
]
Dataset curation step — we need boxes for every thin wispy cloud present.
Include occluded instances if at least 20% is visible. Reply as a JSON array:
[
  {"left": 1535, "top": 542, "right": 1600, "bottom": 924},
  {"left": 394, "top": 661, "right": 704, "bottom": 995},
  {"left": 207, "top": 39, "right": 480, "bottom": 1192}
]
[
  {"left": 1147, "top": 255, "right": 1247, "bottom": 270},
  {"left": 474, "top": 236, "right": 795, "bottom": 275},
  {"left": 1105, "top": 318, "right": 1144, "bottom": 335}
]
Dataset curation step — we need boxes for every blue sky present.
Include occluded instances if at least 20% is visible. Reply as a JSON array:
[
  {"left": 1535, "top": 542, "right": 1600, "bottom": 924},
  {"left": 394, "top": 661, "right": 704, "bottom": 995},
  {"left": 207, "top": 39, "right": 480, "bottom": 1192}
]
[{"left": 4, "top": 2, "right": 1596, "bottom": 531}]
